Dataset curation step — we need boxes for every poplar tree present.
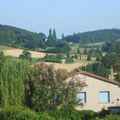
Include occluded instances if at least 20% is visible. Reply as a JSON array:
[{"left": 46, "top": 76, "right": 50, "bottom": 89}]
[
  {"left": 47, "top": 28, "right": 53, "bottom": 47},
  {"left": 53, "top": 29, "right": 57, "bottom": 44},
  {"left": 47, "top": 28, "right": 57, "bottom": 47}
]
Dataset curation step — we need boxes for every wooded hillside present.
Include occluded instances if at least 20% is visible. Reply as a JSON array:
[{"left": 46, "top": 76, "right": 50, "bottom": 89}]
[
  {"left": 65, "top": 29, "right": 120, "bottom": 44},
  {"left": 0, "top": 25, "right": 46, "bottom": 49}
]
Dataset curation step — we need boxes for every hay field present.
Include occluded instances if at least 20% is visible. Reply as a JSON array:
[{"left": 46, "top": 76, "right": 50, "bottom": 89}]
[
  {"left": 4, "top": 49, "right": 46, "bottom": 58},
  {"left": 45, "top": 60, "right": 94, "bottom": 72}
]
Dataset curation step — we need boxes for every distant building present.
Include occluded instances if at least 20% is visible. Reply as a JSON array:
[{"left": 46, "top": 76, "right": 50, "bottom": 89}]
[
  {"left": 67, "top": 70, "right": 120, "bottom": 112},
  {"left": 61, "top": 59, "right": 66, "bottom": 64}
]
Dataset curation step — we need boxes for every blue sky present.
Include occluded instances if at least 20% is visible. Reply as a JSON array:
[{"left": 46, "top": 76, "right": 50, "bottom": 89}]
[{"left": 0, "top": 0, "right": 120, "bottom": 37}]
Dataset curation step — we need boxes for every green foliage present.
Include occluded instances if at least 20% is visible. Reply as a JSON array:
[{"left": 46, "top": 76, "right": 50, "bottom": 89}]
[
  {"left": 0, "top": 107, "right": 53, "bottom": 120},
  {"left": 47, "top": 28, "right": 58, "bottom": 47},
  {"left": 95, "top": 115, "right": 120, "bottom": 120},
  {"left": 53, "top": 29, "right": 57, "bottom": 44},
  {"left": 84, "top": 48, "right": 88, "bottom": 55},
  {"left": 0, "top": 25, "right": 46, "bottom": 49},
  {"left": 80, "top": 50, "right": 120, "bottom": 79},
  {"left": 25, "top": 63, "right": 86, "bottom": 112},
  {"left": 65, "top": 29, "right": 120, "bottom": 44},
  {"left": 114, "top": 73, "right": 120, "bottom": 81},
  {"left": 19, "top": 50, "right": 31, "bottom": 60},
  {"left": 46, "top": 47, "right": 61, "bottom": 53},
  {"left": 102, "top": 41, "right": 120, "bottom": 53},
  {"left": 74, "top": 54, "right": 78, "bottom": 59},
  {"left": 66, "top": 53, "right": 74, "bottom": 63},
  {"left": 81, "top": 63, "right": 109, "bottom": 78},
  {"left": 1, "top": 107, "right": 120, "bottom": 120},
  {"left": 48, "top": 108, "right": 96, "bottom": 120},
  {"left": 43, "top": 54, "right": 62, "bottom": 63},
  {"left": 0, "top": 50, "right": 4, "bottom": 56},
  {"left": 46, "top": 39, "right": 71, "bottom": 54},
  {"left": 0, "top": 56, "right": 31, "bottom": 107},
  {"left": 101, "top": 53, "right": 120, "bottom": 72},
  {"left": 87, "top": 54, "right": 91, "bottom": 61},
  {"left": 47, "top": 29, "right": 55, "bottom": 47}
]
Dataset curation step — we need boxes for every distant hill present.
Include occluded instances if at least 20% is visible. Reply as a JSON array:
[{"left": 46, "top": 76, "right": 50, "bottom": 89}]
[
  {"left": 0, "top": 24, "right": 46, "bottom": 49},
  {"left": 65, "top": 29, "right": 120, "bottom": 44},
  {"left": 1, "top": 25, "right": 120, "bottom": 50}
]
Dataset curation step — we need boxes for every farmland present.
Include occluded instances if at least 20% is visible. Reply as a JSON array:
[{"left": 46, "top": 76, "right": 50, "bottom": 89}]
[
  {"left": 0, "top": 45, "right": 96, "bottom": 71},
  {"left": 45, "top": 60, "right": 95, "bottom": 72},
  {"left": 4, "top": 49, "right": 46, "bottom": 58},
  {"left": 0, "top": 45, "right": 46, "bottom": 58}
]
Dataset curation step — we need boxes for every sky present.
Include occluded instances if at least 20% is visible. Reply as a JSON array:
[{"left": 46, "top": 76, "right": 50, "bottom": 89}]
[{"left": 0, "top": 0, "right": 120, "bottom": 38}]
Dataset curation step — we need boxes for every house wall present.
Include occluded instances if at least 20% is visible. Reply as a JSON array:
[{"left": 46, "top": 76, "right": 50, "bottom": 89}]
[{"left": 67, "top": 74, "right": 120, "bottom": 112}]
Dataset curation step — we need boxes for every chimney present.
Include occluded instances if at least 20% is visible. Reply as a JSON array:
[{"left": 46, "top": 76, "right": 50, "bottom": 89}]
[{"left": 109, "top": 66, "right": 114, "bottom": 80}]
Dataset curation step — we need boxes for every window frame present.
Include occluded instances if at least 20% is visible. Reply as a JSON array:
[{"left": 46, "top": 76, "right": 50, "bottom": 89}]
[
  {"left": 99, "top": 91, "right": 110, "bottom": 104},
  {"left": 76, "top": 92, "right": 87, "bottom": 103}
]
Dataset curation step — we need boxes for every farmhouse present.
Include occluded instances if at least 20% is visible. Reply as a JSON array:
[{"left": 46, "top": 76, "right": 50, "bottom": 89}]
[{"left": 67, "top": 70, "right": 120, "bottom": 112}]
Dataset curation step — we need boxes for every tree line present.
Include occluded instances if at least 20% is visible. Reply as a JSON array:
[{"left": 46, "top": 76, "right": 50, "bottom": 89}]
[
  {"left": 0, "top": 25, "right": 70, "bottom": 53},
  {"left": 65, "top": 29, "right": 120, "bottom": 44},
  {"left": 79, "top": 41, "right": 120, "bottom": 81}
]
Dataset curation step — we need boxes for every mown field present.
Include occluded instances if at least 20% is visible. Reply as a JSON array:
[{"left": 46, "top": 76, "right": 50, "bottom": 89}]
[
  {"left": 4, "top": 49, "right": 46, "bottom": 58},
  {"left": 0, "top": 45, "right": 46, "bottom": 58},
  {"left": 46, "top": 60, "right": 95, "bottom": 72},
  {"left": 0, "top": 45, "right": 96, "bottom": 71}
]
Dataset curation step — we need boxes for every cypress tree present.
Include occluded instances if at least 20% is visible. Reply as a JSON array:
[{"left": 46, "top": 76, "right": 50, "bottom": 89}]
[
  {"left": 53, "top": 28, "right": 57, "bottom": 44},
  {"left": 47, "top": 28, "right": 53, "bottom": 47}
]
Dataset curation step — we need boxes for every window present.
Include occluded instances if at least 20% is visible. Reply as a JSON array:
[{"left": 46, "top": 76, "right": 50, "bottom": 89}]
[
  {"left": 99, "top": 91, "right": 110, "bottom": 103},
  {"left": 77, "top": 92, "right": 86, "bottom": 103}
]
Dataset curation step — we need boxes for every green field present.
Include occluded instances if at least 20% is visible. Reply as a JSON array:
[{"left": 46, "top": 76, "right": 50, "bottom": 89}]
[{"left": 0, "top": 45, "right": 15, "bottom": 50}]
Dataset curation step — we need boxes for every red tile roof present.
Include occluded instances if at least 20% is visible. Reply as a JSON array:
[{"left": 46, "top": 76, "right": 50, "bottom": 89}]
[{"left": 69, "top": 70, "right": 120, "bottom": 86}]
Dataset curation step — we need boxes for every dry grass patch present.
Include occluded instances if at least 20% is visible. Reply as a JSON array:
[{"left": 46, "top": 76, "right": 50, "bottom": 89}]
[
  {"left": 45, "top": 62, "right": 85, "bottom": 72},
  {"left": 4, "top": 49, "right": 46, "bottom": 58}
]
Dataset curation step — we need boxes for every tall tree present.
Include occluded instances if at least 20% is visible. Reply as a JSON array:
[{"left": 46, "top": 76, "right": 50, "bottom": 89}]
[
  {"left": 61, "top": 33, "right": 64, "bottom": 40},
  {"left": 53, "top": 29, "right": 57, "bottom": 43},
  {"left": 47, "top": 29, "right": 53, "bottom": 47}
]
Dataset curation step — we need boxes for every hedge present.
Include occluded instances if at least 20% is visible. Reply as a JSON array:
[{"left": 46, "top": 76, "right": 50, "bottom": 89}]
[{"left": 0, "top": 107, "right": 53, "bottom": 120}]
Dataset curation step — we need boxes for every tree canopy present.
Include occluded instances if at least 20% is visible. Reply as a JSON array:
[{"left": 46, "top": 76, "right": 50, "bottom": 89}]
[
  {"left": 65, "top": 29, "right": 120, "bottom": 44},
  {"left": 0, "top": 24, "right": 46, "bottom": 49}
]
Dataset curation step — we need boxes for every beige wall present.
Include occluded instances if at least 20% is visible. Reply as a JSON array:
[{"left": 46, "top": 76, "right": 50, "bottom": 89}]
[{"left": 67, "top": 74, "right": 120, "bottom": 112}]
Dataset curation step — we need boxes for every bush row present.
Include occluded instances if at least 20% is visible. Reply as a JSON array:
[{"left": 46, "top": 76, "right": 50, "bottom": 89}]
[
  {"left": 48, "top": 108, "right": 96, "bottom": 120},
  {"left": 0, "top": 107, "right": 53, "bottom": 120},
  {"left": 0, "top": 107, "right": 120, "bottom": 120},
  {"left": 95, "top": 115, "right": 120, "bottom": 120}
]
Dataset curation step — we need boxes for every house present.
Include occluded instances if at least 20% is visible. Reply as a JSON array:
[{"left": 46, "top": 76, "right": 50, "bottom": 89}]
[
  {"left": 61, "top": 59, "right": 66, "bottom": 64},
  {"left": 67, "top": 70, "right": 120, "bottom": 112}
]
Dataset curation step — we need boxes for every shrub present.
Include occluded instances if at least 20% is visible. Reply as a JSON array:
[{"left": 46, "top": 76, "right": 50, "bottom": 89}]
[
  {"left": 0, "top": 107, "right": 53, "bottom": 120},
  {"left": 46, "top": 48, "right": 61, "bottom": 53},
  {"left": 48, "top": 108, "right": 96, "bottom": 120},
  {"left": 43, "top": 54, "right": 62, "bottom": 63},
  {"left": 95, "top": 115, "right": 120, "bottom": 120},
  {"left": 38, "top": 112, "right": 55, "bottom": 120}
]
